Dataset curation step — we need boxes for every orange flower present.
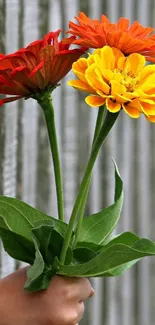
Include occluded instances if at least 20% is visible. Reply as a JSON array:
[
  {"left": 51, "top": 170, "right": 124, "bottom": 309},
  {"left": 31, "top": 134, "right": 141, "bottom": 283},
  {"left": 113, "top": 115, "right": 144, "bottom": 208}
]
[
  {"left": 0, "top": 30, "right": 85, "bottom": 106},
  {"left": 68, "top": 46, "right": 155, "bottom": 122},
  {"left": 67, "top": 12, "right": 155, "bottom": 62}
]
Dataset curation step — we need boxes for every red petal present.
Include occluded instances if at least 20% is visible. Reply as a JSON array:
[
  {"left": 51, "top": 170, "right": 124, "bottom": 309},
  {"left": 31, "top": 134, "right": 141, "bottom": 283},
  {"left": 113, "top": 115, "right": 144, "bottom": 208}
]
[
  {"left": 0, "top": 95, "right": 23, "bottom": 106},
  {"left": 29, "top": 61, "right": 44, "bottom": 77}
]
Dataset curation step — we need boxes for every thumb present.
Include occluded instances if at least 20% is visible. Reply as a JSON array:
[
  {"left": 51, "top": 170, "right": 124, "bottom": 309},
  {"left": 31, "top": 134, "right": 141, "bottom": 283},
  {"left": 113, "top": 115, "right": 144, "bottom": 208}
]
[{"left": 89, "top": 287, "right": 95, "bottom": 298}]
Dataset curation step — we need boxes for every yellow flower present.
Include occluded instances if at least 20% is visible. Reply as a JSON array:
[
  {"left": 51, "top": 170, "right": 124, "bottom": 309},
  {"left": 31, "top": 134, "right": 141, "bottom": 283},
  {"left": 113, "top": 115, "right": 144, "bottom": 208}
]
[{"left": 68, "top": 46, "right": 155, "bottom": 122}]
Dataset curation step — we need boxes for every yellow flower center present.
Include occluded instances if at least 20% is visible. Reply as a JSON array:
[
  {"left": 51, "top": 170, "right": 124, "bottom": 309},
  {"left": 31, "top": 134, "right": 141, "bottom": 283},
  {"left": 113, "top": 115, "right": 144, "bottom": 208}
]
[{"left": 115, "top": 69, "right": 139, "bottom": 92}]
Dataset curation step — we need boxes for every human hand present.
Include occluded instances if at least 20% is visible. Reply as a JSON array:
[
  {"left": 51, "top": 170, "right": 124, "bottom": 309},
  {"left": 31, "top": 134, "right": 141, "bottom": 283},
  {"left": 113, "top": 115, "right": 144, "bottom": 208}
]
[{"left": 0, "top": 267, "right": 94, "bottom": 325}]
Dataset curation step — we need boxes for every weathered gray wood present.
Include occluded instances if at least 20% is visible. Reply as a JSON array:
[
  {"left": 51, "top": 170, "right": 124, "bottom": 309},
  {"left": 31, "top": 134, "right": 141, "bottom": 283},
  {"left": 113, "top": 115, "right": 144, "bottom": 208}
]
[
  {"left": 1, "top": 0, "right": 19, "bottom": 277},
  {"left": 22, "top": 0, "right": 39, "bottom": 208},
  {"left": 0, "top": 1, "right": 155, "bottom": 324},
  {"left": 136, "top": 2, "right": 151, "bottom": 325}
]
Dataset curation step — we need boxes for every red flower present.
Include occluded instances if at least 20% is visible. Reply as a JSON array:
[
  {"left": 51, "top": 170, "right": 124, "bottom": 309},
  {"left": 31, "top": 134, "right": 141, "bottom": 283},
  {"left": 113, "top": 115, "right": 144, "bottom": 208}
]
[
  {"left": 0, "top": 30, "right": 85, "bottom": 106},
  {"left": 67, "top": 12, "right": 155, "bottom": 62}
]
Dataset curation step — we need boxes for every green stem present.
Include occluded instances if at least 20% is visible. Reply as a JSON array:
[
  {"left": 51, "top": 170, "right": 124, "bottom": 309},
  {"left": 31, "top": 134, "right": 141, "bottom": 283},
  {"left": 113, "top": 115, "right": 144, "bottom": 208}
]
[
  {"left": 37, "top": 94, "right": 64, "bottom": 222},
  {"left": 73, "top": 106, "right": 106, "bottom": 247},
  {"left": 60, "top": 109, "right": 119, "bottom": 264}
]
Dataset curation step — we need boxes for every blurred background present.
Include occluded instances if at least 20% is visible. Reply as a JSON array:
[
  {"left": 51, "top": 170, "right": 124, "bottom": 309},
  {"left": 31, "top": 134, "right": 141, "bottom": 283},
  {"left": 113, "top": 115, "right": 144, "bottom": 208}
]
[{"left": 0, "top": 0, "right": 155, "bottom": 324}]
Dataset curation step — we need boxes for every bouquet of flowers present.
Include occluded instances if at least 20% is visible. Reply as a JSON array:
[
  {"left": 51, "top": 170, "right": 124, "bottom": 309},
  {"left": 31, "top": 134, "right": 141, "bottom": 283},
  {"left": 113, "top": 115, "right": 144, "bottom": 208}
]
[{"left": 0, "top": 12, "right": 155, "bottom": 292}]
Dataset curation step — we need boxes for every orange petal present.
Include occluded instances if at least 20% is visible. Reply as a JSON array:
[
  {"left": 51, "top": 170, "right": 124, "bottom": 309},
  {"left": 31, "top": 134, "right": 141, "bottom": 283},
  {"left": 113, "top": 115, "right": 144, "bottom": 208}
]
[
  {"left": 146, "top": 115, "right": 155, "bottom": 122},
  {"left": 114, "top": 91, "right": 134, "bottom": 103},
  {"left": 116, "top": 18, "right": 129, "bottom": 31},
  {"left": 122, "top": 99, "right": 141, "bottom": 118},
  {"left": 106, "top": 98, "right": 121, "bottom": 112},
  {"left": 140, "top": 100, "right": 155, "bottom": 116},
  {"left": 85, "top": 95, "right": 106, "bottom": 107}
]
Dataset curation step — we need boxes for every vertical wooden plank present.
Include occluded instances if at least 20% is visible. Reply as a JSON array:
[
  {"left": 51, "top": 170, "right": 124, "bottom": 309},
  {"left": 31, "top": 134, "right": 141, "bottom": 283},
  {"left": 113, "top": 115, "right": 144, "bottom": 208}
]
[
  {"left": 137, "top": 3, "right": 152, "bottom": 325},
  {"left": 118, "top": 116, "right": 135, "bottom": 325},
  {"left": 1, "top": 0, "right": 19, "bottom": 277},
  {"left": 36, "top": 0, "right": 51, "bottom": 215},
  {"left": 136, "top": 2, "right": 151, "bottom": 324},
  {"left": 22, "top": 0, "right": 39, "bottom": 207},
  {"left": 107, "top": 0, "right": 120, "bottom": 21},
  {"left": 0, "top": 0, "right": 6, "bottom": 277},
  {"left": 16, "top": 0, "right": 24, "bottom": 200},
  {"left": 118, "top": 2, "right": 136, "bottom": 324},
  {"left": 59, "top": 0, "right": 80, "bottom": 221},
  {"left": 150, "top": 6, "right": 155, "bottom": 323}
]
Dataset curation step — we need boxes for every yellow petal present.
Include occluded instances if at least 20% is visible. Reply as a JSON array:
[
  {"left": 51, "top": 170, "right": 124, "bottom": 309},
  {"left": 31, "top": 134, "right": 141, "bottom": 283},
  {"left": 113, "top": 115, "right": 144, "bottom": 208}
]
[
  {"left": 101, "top": 69, "right": 114, "bottom": 82},
  {"left": 72, "top": 58, "right": 88, "bottom": 83},
  {"left": 68, "top": 80, "right": 95, "bottom": 93},
  {"left": 139, "top": 65, "right": 155, "bottom": 83},
  {"left": 122, "top": 99, "right": 141, "bottom": 118},
  {"left": 117, "top": 56, "right": 126, "bottom": 71},
  {"left": 114, "top": 91, "right": 134, "bottom": 103},
  {"left": 106, "top": 98, "right": 121, "bottom": 112},
  {"left": 139, "top": 73, "right": 155, "bottom": 91},
  {"left": 85, "top": 65, "right": 110, "bottom": 94},
  {"left": 87, "top": 54, "right": 96, "bottom": 66},
  {"left": 72, "top": 58, "right": 88, "bottom": 75},
  {"left": 110, "top": 80, "right": 126, "bottom": 97},
  {"left": 100, "top": 46, "right": 115, "bottom": 70},
  {"left": 124, "top": 53, "right": 146, "bottom": 76},
  {"left": 85, "top": 95, "right": 106, "bottom": 107},
  {"left": 140, "top": 98, "right": 155, "bottom": 105},
  {"left": 112, "top": 47, "right": 125, "bottom": 68}
]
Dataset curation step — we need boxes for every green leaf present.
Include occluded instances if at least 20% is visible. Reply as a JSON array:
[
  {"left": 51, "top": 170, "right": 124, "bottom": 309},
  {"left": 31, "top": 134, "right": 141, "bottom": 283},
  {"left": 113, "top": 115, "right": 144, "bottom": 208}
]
[
  {"left": 0, "top": 226, "right": 35, "bottom": 264},
  {"left": 55, "top": 235, "right": 155, "bottom": 277},
  {"left": 32, "top": 220, "right": 55, "bottom": 264},
  {"left": 76, "top": 241, "right": 103, "bottom": 253},
  {"left": 31, "top": 220, "right": 72, "bottom": 265},
  {"left": 24, "top": 234, "right": 57, "bottom": 291},
  {"left": 78, "top": 163, "right": 123, "bottom": 244},
  {"left": 0, "top": 215, "right": 9, "bottom": 229},
  {"left": 99, "top": 232, "right": 141, "bottom": 275},
  {"left": 24, "top": 220, "right": 73, "bottom": 291},
  {"left": 24, "top": 233, "right": 51, "bottom": 291},
  {"left": 104, "top": 259, "right": 140, "bottom": 276},
  {"left": 76, "top": 233, "right": 140, "bottom": 275},
  {"left": 101, "top": 232, "right": 140, "bottom": 251},
  {"left": 73, "top": 247, "right": 97, "bottom": 264},
  {"left": 0, "top": 196, "right": 68, "bottom": 241}
]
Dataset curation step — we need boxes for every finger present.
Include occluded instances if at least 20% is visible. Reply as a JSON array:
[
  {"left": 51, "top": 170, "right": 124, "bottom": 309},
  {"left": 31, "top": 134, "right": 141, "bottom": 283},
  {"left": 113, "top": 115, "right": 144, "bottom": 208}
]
[
  {"left": 89, "top": 287, "right": 95, "bottom": 298},
  {"left": 76, "top": 278, "right": 94, "bottom": 301},
  {"left": 76, "top": 301, "right": 85, "bottom": 323}
]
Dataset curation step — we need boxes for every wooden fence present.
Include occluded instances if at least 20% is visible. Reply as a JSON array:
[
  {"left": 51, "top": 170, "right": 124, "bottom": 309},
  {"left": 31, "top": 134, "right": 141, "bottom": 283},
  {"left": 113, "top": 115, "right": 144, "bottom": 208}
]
[{"left": 0, "top": 0, "right": 155, "bottom": 324}]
